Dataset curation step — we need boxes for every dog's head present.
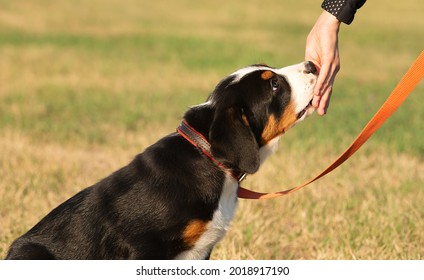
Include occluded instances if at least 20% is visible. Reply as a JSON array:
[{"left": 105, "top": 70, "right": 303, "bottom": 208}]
[
  {"left": 190, "top": 62, "right": 318, "bottom": 175},
  {"left": 207, "top": 61, "right": 319, "bottom": 174}
]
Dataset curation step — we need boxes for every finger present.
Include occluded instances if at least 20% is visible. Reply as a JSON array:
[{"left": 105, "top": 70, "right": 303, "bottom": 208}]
[
  {"left": 314, "top": 63, "right": 331, "bottom": 96},
  {"left": 316, "top": 68, "right": 337, "bottom": 115},
  {"left": 317, "top": 86, "right": 332, "bottom": 115},
  {"left": 312, "top": 94, "right": 321, "bottom": 108}
]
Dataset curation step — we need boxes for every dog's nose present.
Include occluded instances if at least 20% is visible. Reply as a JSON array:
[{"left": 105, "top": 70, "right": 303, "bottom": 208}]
[{"left": 304, "top": 61, "right": 317, "bottom": 75}]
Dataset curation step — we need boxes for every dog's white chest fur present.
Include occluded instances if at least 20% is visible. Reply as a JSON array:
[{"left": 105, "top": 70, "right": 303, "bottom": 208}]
[{"left": 174, "top": 175, "right": 238, "bottom": 260}]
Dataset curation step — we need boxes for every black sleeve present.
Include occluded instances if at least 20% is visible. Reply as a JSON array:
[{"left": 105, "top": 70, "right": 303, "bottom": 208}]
[{"left": 321, "top": 0, "right": 367, "bottom": 25}]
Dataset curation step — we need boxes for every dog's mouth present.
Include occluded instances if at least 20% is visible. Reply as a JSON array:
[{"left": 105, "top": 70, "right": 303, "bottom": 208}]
[{"left": 296, "top": 99, "right": 313, "bottom": 120}]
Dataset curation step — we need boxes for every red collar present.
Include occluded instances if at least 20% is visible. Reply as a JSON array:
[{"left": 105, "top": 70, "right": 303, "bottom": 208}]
[{"left": 177, "top": 119, "right": 246, "bottom": 182}]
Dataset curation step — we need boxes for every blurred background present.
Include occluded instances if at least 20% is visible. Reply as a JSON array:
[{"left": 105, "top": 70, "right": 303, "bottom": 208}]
[{"left": 0, "top": 0, "right": 423, "bottom": 259}]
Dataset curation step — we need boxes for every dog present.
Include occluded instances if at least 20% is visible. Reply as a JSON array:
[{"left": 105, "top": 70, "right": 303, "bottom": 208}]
[{"left": 6, "top": 61, "right": 317, "bottom": 260}]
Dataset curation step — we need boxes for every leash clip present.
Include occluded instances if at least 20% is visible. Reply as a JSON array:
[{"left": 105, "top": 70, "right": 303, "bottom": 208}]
[{"left": 238, "top": 173, "right": 247, "bottom": 183}]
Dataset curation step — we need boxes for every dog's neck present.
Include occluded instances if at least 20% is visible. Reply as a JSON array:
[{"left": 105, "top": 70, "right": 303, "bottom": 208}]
[
  {"left": 181, "top": 102, "right": 280, "bottom": 178},
  {"left": 183, "top": 102, "right": 215, "bottom": 140},
  {"left": 177, "top": 118, "right": 247, "bottom": 182}
]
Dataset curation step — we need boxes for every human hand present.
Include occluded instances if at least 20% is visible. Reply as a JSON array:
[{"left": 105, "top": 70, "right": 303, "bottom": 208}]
[{"left": 305, "top": 10, "right": 341, "bottom": 115}]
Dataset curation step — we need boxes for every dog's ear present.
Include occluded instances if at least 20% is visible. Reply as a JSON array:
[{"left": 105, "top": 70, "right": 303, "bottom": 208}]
[{"left": 209, "top": 107, "right": 260, "bottom": 174}]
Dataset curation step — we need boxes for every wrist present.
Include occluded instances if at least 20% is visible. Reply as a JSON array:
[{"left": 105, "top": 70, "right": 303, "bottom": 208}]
[{"left": 319, "top": 10, "right": 341, "bottom": 31}]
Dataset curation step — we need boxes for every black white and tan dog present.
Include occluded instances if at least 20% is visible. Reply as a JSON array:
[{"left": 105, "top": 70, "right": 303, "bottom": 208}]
[{"left": 6, "top": 61, "right": 318, "bottom": 260}]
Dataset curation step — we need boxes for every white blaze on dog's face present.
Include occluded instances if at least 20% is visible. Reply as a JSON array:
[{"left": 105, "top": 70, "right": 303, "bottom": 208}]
[{"left": 273, "top": 62, "right": 318, "bottom": 123}]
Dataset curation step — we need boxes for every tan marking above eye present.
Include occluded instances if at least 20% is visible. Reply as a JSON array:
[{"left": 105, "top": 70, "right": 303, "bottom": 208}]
[
  {"left": 261, "top": 101, "right": 297, "bottom": 144},
  {"left": 241, "top": 114, "right": 250, "bottom": 127},
  {"left": 182, "top": 219, "right": 208, "bottom": 247},
  {"left": 261, "top": 70, "right": 274, "bottom": 81}
]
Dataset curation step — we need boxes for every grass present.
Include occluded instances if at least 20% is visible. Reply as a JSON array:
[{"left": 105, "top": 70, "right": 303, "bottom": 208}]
[{"left": 0, "top": 0, "right": 423, "bottom": 259}]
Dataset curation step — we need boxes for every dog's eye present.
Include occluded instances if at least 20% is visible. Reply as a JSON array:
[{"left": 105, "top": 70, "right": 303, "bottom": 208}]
[{"left": 271, "top": 79, "right": 279, "bottom": 91}]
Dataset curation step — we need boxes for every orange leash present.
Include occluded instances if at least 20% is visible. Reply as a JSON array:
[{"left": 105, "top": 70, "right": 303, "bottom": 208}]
[{"left": 238, "top": 50, "right": 424, "bottom": 200}]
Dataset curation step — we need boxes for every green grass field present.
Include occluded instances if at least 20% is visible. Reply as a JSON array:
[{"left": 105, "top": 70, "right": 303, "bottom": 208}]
[{"left": 0, "top": 0, "right": 423, "bottom": 259}]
